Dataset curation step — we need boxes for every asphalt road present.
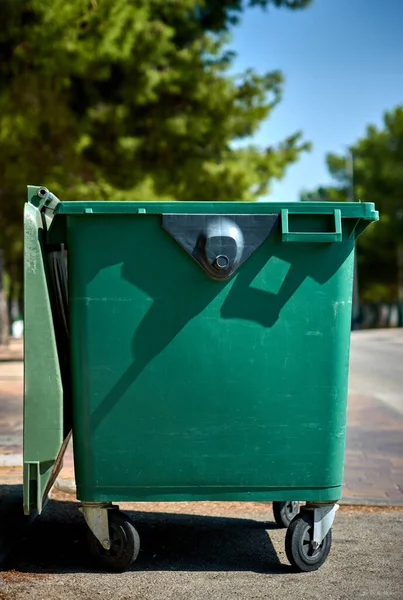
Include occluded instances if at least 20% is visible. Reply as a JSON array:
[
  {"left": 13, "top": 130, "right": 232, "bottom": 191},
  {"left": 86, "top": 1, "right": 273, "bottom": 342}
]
[
  {"left": 1, "top": 497, "right": 402, "bottom": 600},
  {"left": 349, "top": 329, "right": 403, "bottom": 415}
]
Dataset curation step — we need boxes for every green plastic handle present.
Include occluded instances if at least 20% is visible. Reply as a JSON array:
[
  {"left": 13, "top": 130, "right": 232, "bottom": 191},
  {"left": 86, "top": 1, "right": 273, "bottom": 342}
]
[{"left": 281, "top": 208, "right": 342, "bottom": 243}]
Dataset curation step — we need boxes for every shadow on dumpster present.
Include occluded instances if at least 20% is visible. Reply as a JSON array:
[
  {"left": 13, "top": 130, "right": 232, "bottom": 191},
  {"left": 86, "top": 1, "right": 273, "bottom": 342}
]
[
  {"left": 2, "top": 499, "right": 291, "bottom": 575},
  {"left": 88, "top": 226, "right": 224, "bottom": 431},
  {"left": 220, "top": 234, "right": 350, "bottom": 326},
  {"left": 221, "top": 245, "right": 306, "bottom": 327},
  {"left": 90, "top": 282, "right": 223, "bottom": 431},
  {"left": 87, "top": 223, "right": 352, "bottom": 432}
]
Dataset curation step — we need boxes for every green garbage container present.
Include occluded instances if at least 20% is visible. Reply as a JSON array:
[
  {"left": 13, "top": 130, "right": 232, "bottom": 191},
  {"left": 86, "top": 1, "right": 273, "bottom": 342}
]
[{"left": 23, "top": 186, "right": 378, "bottom": 572}]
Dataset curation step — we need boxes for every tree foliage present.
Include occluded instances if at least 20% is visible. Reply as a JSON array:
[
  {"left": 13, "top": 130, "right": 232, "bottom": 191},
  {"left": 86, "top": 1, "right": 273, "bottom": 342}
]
[
  {"left": 0, "top": 0, "right": 312, "bottom": 284},
  {"left": 301, "top": 106, "right": 403, "bottom": 301}
]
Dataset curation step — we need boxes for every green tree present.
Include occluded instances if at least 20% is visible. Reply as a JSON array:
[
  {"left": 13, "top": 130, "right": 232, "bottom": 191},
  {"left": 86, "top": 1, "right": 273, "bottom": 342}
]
[
  {"left": 0, "top": 0, "right": 312, "bottom": 294},
  {"left": 301, "top": 105, "right": 403, "bottom": 302}
]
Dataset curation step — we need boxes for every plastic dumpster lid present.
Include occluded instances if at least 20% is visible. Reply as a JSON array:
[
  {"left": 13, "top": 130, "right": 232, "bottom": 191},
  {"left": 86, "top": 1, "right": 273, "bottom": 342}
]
[{"left": 52, "top": 201, "right": 379, "bottom": 220}]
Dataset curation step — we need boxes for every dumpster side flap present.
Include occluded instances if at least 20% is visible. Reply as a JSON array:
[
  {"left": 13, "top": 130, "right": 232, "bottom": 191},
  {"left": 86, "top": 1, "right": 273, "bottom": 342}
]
[{"left": 23, "top": 196, "right": 67, "bottom": 515}]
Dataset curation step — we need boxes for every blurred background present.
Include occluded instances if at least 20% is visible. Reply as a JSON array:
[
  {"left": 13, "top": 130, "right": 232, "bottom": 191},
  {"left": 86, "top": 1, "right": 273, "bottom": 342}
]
[{"left": 1, "top": 0, "right": 402, "bottom": 339}]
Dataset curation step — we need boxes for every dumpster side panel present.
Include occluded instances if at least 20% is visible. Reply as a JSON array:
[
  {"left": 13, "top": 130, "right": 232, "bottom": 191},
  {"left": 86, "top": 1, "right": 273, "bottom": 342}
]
[
  {"left": 23, "top": 202, "right": 64, "bottom": 514},
  {"left": 68, "top": 213, "right": 356, "bottom": 502}
]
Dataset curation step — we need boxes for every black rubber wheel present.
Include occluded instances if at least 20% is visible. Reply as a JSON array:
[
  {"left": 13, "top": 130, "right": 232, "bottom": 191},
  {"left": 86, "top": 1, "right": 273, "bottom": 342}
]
[
  {"left": 87, "top": 510, "right": 140, "bottom": 572},
  {"left": 272, "top": 501, "right": 299, "bottom": 528},
  {"left": 285, "top": 511, "right": 332, "bottom": 572}
]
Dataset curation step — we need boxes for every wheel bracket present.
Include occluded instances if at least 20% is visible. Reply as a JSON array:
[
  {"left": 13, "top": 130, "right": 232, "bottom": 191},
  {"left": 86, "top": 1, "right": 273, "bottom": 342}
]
[
  {"left": 309, "top": 503, "right": 339, "bottom": 547},
  {"left": 79, "top": 502, "right": 113, "bottom": 550}
]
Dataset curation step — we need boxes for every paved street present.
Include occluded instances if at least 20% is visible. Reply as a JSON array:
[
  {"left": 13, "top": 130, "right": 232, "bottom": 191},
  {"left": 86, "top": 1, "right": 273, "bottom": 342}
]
[
  {"left": 0, "top": 358, "right": 23, "bottom": 472},
  {"left": 343, "top": 329, "right": 403, "bottom": 503},
  {"left": 0, "top": 498, "right": 402, "bottom": 599},
  {"left": 349, "top": 329, "right": 403, "bottom": 415}
]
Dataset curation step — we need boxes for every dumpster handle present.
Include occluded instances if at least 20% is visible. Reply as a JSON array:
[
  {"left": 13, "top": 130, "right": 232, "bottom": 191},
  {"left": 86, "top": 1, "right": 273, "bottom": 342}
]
[{"left": 281, "top": 208, "right": 342, "bottom": 243}]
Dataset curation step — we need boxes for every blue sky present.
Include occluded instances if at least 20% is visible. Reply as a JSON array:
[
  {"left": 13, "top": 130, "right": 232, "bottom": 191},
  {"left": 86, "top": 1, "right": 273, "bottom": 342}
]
[{"left": 231, "top": 0, "right": 403, "bottom": 201}]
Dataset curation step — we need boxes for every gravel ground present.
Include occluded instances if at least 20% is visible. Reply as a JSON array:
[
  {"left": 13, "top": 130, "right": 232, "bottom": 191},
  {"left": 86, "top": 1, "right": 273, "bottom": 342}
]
[{"left": 0, "top": 494, "right": 402, "bottom": 600}]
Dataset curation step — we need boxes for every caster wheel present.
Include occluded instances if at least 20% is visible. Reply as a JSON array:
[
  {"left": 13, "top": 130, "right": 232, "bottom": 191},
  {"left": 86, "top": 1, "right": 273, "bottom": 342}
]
[
  {"left": 272, "top": 501, "right": 299, "bottom": 528},
  {"left": 87, "top": 510, "right": 140, "bottom": 572},
  {"left": 285, "top": 511, "right": 332, "bottom": 572}
]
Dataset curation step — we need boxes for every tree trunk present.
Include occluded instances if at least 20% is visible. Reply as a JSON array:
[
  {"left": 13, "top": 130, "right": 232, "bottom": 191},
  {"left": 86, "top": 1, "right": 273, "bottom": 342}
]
[
  {"left": 0, "top": 250, "right": 9, "bottom": 345},
  {"left": 351, "top": 250, "right": 361, "bottom": 329},
  {"left": 397, "top": 242, "right": 403, "bottom": 302}
]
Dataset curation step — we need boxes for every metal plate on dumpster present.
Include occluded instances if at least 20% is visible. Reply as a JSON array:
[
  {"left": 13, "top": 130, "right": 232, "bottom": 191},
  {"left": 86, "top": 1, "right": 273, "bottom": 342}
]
[{"left": 163, "top": 214, "right": 279, "bottom": 279}]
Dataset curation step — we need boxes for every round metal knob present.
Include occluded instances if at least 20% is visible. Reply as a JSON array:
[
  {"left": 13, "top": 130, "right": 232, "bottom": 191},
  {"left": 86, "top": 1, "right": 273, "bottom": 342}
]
[{"left": 213, "top": 255, "right": 230, "bottom": 270}]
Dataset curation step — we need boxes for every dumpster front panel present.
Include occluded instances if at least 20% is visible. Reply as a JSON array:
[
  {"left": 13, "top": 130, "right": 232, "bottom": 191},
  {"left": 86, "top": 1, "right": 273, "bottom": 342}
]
[{"left": 66, "top": 208, "right": 362, "bottom": 502}]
